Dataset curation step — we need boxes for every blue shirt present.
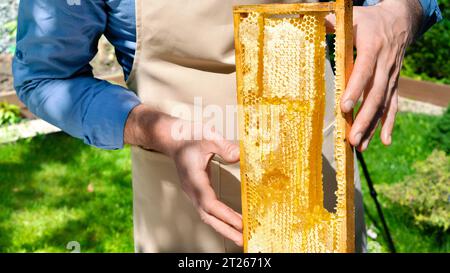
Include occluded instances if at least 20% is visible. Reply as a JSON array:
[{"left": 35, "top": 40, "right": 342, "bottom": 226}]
[{"left": 13, "top": 0, "right": 442, "bottom": 150}]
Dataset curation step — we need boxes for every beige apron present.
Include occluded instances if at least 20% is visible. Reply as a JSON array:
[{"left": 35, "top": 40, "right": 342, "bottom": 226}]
[{"left": 126, "top": 0, "right": 366, "bottom": 253}]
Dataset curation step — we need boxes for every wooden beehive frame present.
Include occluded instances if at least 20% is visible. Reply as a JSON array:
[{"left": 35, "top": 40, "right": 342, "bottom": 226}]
[{"left": 233, "top": 0, "right": 355, "bottom": 253}]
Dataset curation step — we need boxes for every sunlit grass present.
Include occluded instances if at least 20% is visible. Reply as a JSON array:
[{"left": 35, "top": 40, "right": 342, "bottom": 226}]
[
  {"left": 0, "top": 133, "right": 134, "bottom": 252},
  {"left": 360, "top": 112, "right": 449, "bottom": 253},
  {"left": 0, "top": 111, "right": 447, "bottom": 252}
]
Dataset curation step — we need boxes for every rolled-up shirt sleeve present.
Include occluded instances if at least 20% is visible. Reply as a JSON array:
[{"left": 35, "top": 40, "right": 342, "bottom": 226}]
[
  {"left": 416, "top": 0, "right": 443, "bottom": 36},
  {"left": 12, "top": 0, "right": 141, "bottom": 150},
  {"left": 360, "top": 0, "right": 443, "bottom": 37}
]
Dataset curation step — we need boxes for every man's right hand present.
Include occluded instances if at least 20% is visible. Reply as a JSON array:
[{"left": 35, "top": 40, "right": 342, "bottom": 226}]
[{"left": 124, "top": 104, "right": 243, "bottom": 246}]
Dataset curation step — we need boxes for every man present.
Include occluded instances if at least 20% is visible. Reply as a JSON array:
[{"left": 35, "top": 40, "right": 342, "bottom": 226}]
[{"left": 13, "top": 0, "right": 441, "bottom": 252}]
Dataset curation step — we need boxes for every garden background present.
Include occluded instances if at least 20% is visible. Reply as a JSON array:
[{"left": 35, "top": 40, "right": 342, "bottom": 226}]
[{"left": 0, "top": 0, "right": 449, "bottom": 252}]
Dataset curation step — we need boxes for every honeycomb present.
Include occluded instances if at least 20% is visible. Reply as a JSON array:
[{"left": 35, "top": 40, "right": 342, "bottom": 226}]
[{"left": 234, "top": 2, "right": 354, "bottom": 253}]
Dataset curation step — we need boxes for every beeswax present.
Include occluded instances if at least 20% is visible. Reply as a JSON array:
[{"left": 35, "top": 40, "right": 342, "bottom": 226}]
[{"left": 233, "top": 0, "right": 354, "bottom": 253}]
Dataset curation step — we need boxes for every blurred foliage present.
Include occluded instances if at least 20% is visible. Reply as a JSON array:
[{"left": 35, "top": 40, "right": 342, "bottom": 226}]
[
  {"left": 0, "top": 102, "right": 21, "bottom": 126},
  {"left": 429, "top": 105, "right": 450, "bottom": 154},
  {"left": 380, "top": 150, "right": 450, "bottom": 233},
  {"left": 4, "top": 20, "right": 17, "bottom": 54},
  {"left": 361, "top": 112, "right": 449, "bottom": 252},
  {"left": 402, "top": 0, "right": 450, "bottom": 84}
]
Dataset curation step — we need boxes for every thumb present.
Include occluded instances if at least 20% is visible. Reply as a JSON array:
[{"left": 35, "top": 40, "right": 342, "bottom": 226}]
[
  {"left": 325, "top": 13, "right": 336, "bottom": 33},
  {"left": 210, "top": 135, "right": 240, "bottom": 164}
]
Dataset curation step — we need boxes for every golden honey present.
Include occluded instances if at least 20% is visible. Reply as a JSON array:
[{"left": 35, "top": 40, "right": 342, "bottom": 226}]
[{"left": 234, "top": 1, "right": 354, "bottom": 253}]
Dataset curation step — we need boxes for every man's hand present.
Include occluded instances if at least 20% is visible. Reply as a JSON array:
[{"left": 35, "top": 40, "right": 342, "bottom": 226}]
[
  {"left": 328, "top": 0, "right": 422, "bottom": 151},
  {"left": 171, "top": 122, "right": 243, "bottom": 246},
  {"left": 124, "top": 104, "right": 243, "bottom": 246}
]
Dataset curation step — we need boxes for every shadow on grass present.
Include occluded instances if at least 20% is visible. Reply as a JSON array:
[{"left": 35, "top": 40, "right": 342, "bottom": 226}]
[
  {"left": 0, "top": 132, "right": 134, "bottom": 252},
  {"left": 0, "top": 133, "right": 82, "bottom": 251}
]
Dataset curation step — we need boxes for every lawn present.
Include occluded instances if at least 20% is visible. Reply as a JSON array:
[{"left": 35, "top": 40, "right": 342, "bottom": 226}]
[
  {"left": 0, "top": 111, "right": 446, "bottom": 252},
  {"left": 0, "top": 133, "right": 134, "bottom": 252},
  {"left": 360, "top": 112, "right": 449, "bottom": 253}
]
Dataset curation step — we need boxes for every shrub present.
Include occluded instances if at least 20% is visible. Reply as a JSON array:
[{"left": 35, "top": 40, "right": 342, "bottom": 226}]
[
  {"left": 402, "top": 0, "right": 450, "bottom": 84},
  {"left": 0, "top": 102, "right": 21, "bottom": 126},
  {"left": 381, "top": 150, "right": 450, "bottom": 233},
  {"left": 429, "top": 105, "right": 450, "bottom": 154},
  {"left": 4, "top": 20, "right": 17, "bottom": 54}
]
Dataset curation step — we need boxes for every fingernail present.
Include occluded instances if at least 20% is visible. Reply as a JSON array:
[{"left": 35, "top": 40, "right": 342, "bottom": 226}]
[
  {"left": 361, "top": 139, "right": 369, "bottom": 151},
  {"left": 232, "top": 147, "right": 240, "bottom": 159},
  {"left": 343, "top": 100, "right": 354, "bottom": 112},
  {"left": 385, "top": 134, "right": 392, "bottom": 145},
  {"left": 354, "top": 132, "right": 363, "bottom": 146}
]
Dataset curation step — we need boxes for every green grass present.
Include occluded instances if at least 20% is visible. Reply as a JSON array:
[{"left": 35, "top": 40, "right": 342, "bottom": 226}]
[
  {"left": 361, "top": 112, "right": 438, "bottom": 185},
  {"left": 0, "top": 111, "right": 447, "bottom": 252},
  {"left": 360, "top": 112, "right": 449, "bottom": 253},
  {"left": 0, "top": 133, "right": 134, "bottom": 252}
]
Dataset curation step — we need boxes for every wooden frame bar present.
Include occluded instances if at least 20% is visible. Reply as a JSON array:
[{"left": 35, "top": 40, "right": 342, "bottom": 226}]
[
  {"left": 334, "top": 0, "right": 355, "bottom": 253},
  {"left": 233, "top": 2, "right": 335, "bottom": 14},
  {"left": 233, "top": 11, "right": 249, "bottom": 253},
  {"left": 233, "top": 0, "right": 355, "bottom": 253}
]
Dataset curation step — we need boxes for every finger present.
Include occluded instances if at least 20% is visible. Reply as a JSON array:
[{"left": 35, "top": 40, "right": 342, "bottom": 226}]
[
  {"left": 198, "top": 209, "right": 243, "bottom": 246},
  {"left": 201, "top": 199, "right": 242, "bottom": 232},
  {"left": 357, "top": 70, "right": 398, "bottom": 151},
  {"left": 356, "top": 112, "right": 380, "bottom": 152},
  {"left": 350, "top": 68, "right": 389, "bottom": 147},
  {"left": 354, "top": 91, "right": 382, "bottom": 152},
  {"left": 341, "top": 49, "right": 378, "bottom": 113},
  {"left": 380, "top": 91, "right": 398, "bottom": 146},
  {"left": 192, "top": 170, "right": 242, "bottom": 231},
  {"left": 186, "top": 166, "right": 242, "bottom": 232},
  {"left": 325, "top": 13, "right": 336, "bottom": 33},
  {"left": 209, "top": 133, "right": 240, "bottom": 163},
  {"left": 186, "top": 165, "right": 243, "bottom": 244},
  {"left": 378, "top": 50, "right": 402, "bottom": 146}
]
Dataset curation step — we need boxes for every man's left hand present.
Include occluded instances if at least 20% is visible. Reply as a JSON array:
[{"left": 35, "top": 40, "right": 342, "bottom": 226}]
[{"left": 328, "top": 0, "right": 423, "bottom": 151}]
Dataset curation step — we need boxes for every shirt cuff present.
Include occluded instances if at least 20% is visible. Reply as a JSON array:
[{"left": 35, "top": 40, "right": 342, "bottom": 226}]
[
  {"left": 83, "top": 85, "right": 141, "bottom": 150},
  {"left": 361, "top": 0, "right": 442, "bottom": 37},
  {"left": 417, "top": 0, "right": 443, "bottom": 37}
]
